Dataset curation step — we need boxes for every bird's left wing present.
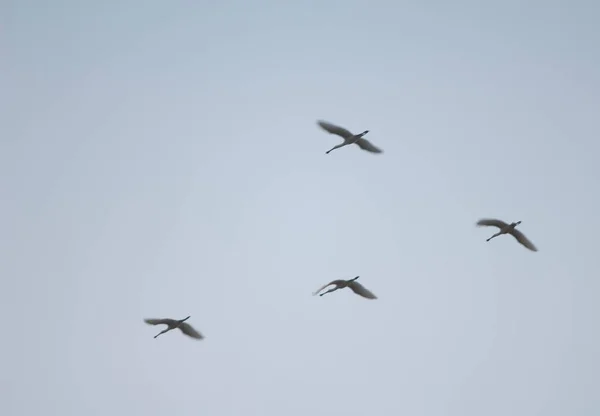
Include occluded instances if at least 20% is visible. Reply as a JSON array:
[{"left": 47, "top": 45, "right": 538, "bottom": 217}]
[
  {"left": 317, "top": 121, "right": 354, "bottom": 140},
  {"left": 144, "top": 318, "right": 169, "bottom": 326},
  {"left": 476, "top": 218, "right": 508, "bottom": 229}
]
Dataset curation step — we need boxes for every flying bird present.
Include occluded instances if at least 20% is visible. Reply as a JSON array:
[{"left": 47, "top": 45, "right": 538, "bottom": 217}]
[
  {"left": 476, "top": 218, "right": 537, "bottom": 251},
  {"left": 144, "top": 316, "right": 204, "bottom": 339},
  {"left": 313, "top": 276, "right": 377, "bottom": 299},
  {"left": 317, "top": 120, "right": 383, "bottom": 154}
]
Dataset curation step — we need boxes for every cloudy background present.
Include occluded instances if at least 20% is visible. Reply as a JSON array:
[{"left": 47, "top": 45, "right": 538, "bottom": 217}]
[{"left": 3, "top": 1, "right": 599, "bottom": 415}]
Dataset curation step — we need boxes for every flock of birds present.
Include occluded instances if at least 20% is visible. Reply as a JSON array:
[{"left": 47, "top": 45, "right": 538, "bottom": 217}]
[{"left": 144, "top": 120, "right": 538, "bottom": 340}]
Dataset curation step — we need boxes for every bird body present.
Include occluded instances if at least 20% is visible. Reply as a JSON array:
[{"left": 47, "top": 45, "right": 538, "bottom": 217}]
[
  {"left": 313, "top": 276, "right": 377, "bottom": 299},
  {"left": 476, "top": 218, "right": 537, "bottom": 251},
  {"left": 144, "top": 316, "right": 204, "bottom": 339},
  {"left": 317, "top": 120, "right": 383, "bottom": 154}
]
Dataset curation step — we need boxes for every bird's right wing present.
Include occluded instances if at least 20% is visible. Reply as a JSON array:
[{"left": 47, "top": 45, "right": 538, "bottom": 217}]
[
  {"left": 312, "top": 280, "right": 343, "bottom": 296},
  {"left": 317, "top": 121, "right": 354, "bottom": 140},
  {"left": 144, "top": 318, "right": 172, "bottom": 326},
  {"left": 355, "top": 138, "right": 383, "bottom": 153},
  {"left": 476, "top": 218, "right": 508, "bottom": 229},
  {"left": 179, "top": 323, "right": 204, "bottom": 339},
  {"left": 509, "top": 228, "right": 538, "bottom": 251},
  {"left": 348, "top": 281, "right": 377, "bottom": 299}
]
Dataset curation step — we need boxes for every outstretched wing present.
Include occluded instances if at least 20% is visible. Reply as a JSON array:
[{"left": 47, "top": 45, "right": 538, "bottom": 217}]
[
  {"left": 179, "top": 323, "right": 204, "bottom": 339},
  {"left": 317, "top": 120, "right": 354, "bottom": 140},
  {"left": 355, "top": 138, "right": 383, "bottom": 153},
  {"left": 144, "top": 318, "right": 175, "bottom": 326},
  {"left": 476, "top": 218, "right": 508, "bottom": 229},
  {"left": 312, "top": 279, "right": 344, "bottom": 296},
  {"left": 509, "top": 228, "right": 538, "bottom": 251},
  {"left": 348, "top": 281, "right": 377, "bottom": 299}
]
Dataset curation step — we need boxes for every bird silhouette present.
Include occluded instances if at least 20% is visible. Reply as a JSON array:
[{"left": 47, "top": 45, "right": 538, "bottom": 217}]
[
  {"left": 476, "top": 218, "right": 537, "bottom": 251},
  {"left": 317, "top": 120, "right": 383, "bottom": 154},
  {"left": 313, "top": 276, "right": 377, "bottom": 299},
  {"left": 144, "top": 316, "right": 204, "bottom": 339}
]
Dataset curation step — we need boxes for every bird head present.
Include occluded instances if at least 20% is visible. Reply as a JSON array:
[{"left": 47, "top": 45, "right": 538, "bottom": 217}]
[{"left": 359, "top": 130, "right": 369, "bottom": 137}]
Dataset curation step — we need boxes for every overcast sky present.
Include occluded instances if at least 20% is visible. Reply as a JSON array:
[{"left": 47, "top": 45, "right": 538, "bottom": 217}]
[{"left": 2, "top": 1, "right": 599, "bottom": 415}]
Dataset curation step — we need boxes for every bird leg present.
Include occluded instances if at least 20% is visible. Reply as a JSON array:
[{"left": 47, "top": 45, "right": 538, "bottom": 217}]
[
  {"left": 486, "top": 232, "right": 502, "bottom": 242},
  {"left": 154, "top": 328, "right": 171, "bottom": 338},
  {"left": 326, "top": 144, "right": 346, "bottom": 154},
  {"left": 319, "top": 287, "right": 340, "bottom": 296}
]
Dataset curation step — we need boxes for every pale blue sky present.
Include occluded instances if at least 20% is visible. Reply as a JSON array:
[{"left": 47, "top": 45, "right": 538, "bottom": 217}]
[{"left": 2, "top": 1, "right": 599, "bottom": 415}]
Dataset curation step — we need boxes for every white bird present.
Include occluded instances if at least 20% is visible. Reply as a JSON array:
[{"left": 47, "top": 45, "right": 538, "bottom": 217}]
[
  {"left": 313, "top": 276, "right": 377, "bottom": 299},
  {"left": 476, "top": 218, "right": 537, "bottom": 251},
  {"left": 144, "top": 316, "right": 204, "bottom": 339},
  {"left": 317, "top": 120, "right": 383, "bottom": 154}
]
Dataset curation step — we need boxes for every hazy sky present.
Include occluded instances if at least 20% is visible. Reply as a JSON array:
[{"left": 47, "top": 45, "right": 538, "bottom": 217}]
[{"left": 3, "top": 1, "right": 599, "bottom": 415}]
